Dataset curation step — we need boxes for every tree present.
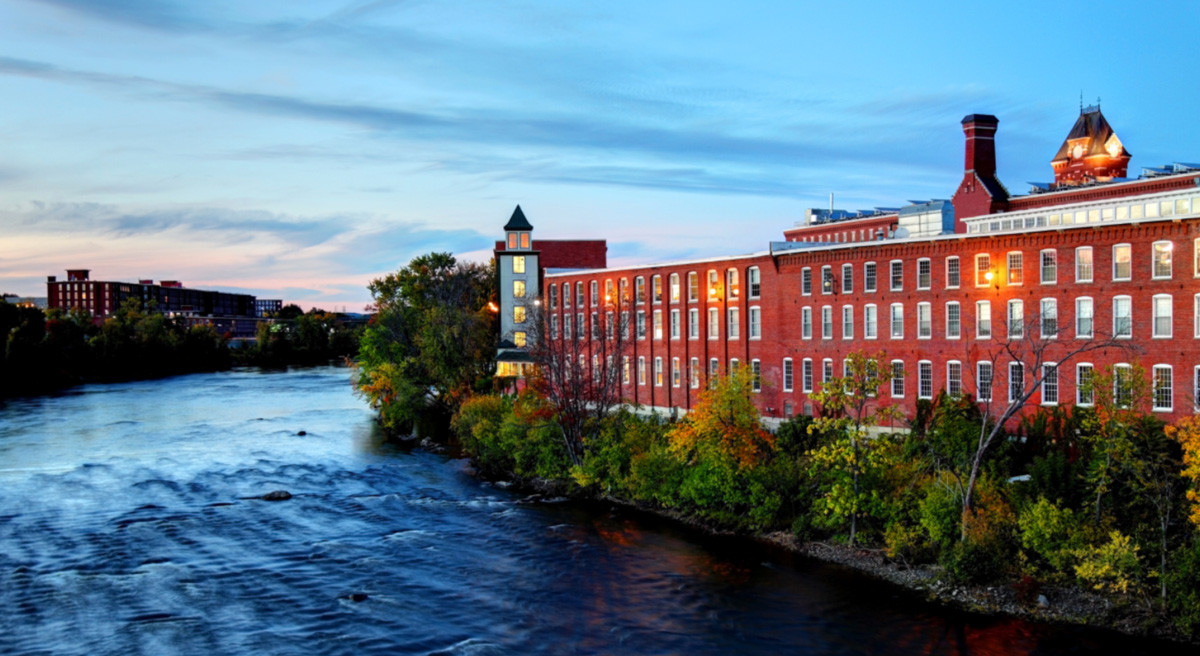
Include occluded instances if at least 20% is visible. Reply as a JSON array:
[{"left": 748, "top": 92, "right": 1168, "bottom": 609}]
[
  {"left": 525, "top": 294, "right": 632, "bottom": 467},
  {"left": 667, "top": 368, "right": 774, "bottom": 470},
  {"left": 1168, "top": 415, "right": 1200, "bottom": 532},
  {"left": 1080, "top": 364, "right": 1148, "bottom": 524},
  {"left": 808, "top": 351, "right": 903, "bottom": 546},
  {"left": 355, "top": 253, "right": 497, "bottom": 434},
  {"left": 962, "top": 308, "right": 1134, "bottom": 524}
]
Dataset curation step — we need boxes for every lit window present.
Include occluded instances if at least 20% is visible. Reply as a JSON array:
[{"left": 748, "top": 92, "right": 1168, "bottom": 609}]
[
  {"left": 654, "top": 357, "right": 663, "bottom": 386},
  {"left": 513, "top": 331, "right": 526, "bottom": 348},
  {"left": 727, "top": 269, "right": 739, "bottom": 298},
  {"left": 1075, "top": 247, "right": 1093, "bottom": 283},
  {"left": 1153, "top": 294, "right": 1172, "bottom": 338},
  {"left": 1153, "top": 241, "right": 1173, "bottom": 279},
  {"left": 520, "top": 233, "right": 530, "bottom": 249},
  {"left": 1153, "top": 365, "right": 1173, "bottom": 411},
  {"left": 623, "top": 356, "right": 630, "bottom": 385},
  {"left": 508, "top": 233, "right": 518, "bottom": 249},
  {"left": 1113, "top": 244, "right": 1131, "bottom": 281},
  {"left": 891, "top": 361, "right": 904, "bottom": 398},
  {"left": 1076, "top": 297, "right": 1093, "bottom": 338},
  {"left": 652, "top": 275, "right": 662, "bottom": 303},
  {"left": 513, "top": 256, "right": 525, "bottom": 274},
  {"left": 669, "top": 273, "right": 680, "bottom": 303},
  {"left": 513, "top": 306, "right": 526, "bottom": 324},
  {"left": 1040, "top": 249, "right": 1057, "bottom": 284},
  {"left": 672, "top": 358, "right": 681, "bottom": 388},
  {"left": 1007, "top": 251, "right": 1023, "bottom": 285},
  {"left": 513, "top": 280, "right": 526, "bottom": 298},
  {"left": 653, "top": 310, "right": 663, "bottom": 339},
  {"left": 688, "top": 272, "right": 699, "bottom": 302},
  {"left": 975, "top": 253, "right": 991, "bottom": 287},
  {"left": 637, "top": 357, "right": 646, "bottom": 385},
  {"left": 690, "top": 358, "right": 699, "bottom": 389}
]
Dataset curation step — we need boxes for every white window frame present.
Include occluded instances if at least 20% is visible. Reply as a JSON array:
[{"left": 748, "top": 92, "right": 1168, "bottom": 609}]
[
  {"left": 975, "top": 253, "right": 991, "bottom": 287},
  {"left": 917, "top": 258, "right": 931, "bottom": 290},
  {"left": 842, "top": 305, "right": 854, "bottom": 340},
  {"left": 690, "top": 357, "right": 700, "bottom": 389},
  {"left": 1042, "top": 363, "right": 1058, "bottom": 406},
  {"left": 782, "top": 358, "right": 793, "bottom": 392},
  {"left": 841, "top": 263, "right": 853, "bottom": 294},
  {"left": 688, "top": 307, "right": 699, "bottom": 339},
  {"left": 1009, "top": 361, "right": 1024, "bottom": 404},
  {"left": 1007, "top": 251, "right": 1023, "bottom": 286},
  {"left": 728, "top": 307, "right": 740, "bottom": 340},
  {"left": 1075, "top": 246, "right": 1093, "bottom": 283},
  {"left": 1113, "top": 243, "right": 1131, "bottom": 281},
  {"left": 976, "top": 300, "right": 991, "bottom": 339},
  {"left": 1076, "top": 297, "right": 1093, "bottom": 339},
  {"left": 917, "top": 302, "right": 932, "bottom": 339},
  {"left": 1152, "top": 241, "right": 1173, "bottom": 280},
  {"left": 822, "top": 306, "right": 833, "bottom": 340},
  {"left": 945, "top": 256, "right": 961, "bottom": 289},
  {"left": 801, "top": 306, "right": 812, "bottom": 340},
  {"left": 946, "top": 301, "right": 961, "bottom": 339},
  {"left": 1076, "top": 362, "right": 1094, "bottom": 406},
  {"left": 654, "top": 357, "right": 663, "bottom": 387},
  {"left": 977, "top": 361, "right": 993, "bottom": 402},
  {"left": 864, "top": 304, "right": 877, "bottom": 340},
  {"left": 890, "top": 303, "right": 904, "bottom": 339},
  {"left": 1040, "top": 249, "right": 1057, "bottom": 285},
  {"left": 864, "top": 262, "right": 877, "bottom": 293},
  {"left": 1113, "top": 295, "right": 1132, "bottom": 339},
  {"left": 751, "top": 359, "right": 761, "bottom": 393},
  {"left": 1007, "top": 299, "right": 1024, "bottom": 338},
  {"left": 802, "top": 358, "right": 813, "bottom": 393},
  {"left": 748, "top": 266, "right": 761, "bottom": 298},
  {"left": 708, "top": 307, "right": 719, "bottom": 340},
  {"left": 1153, "top": 294, "right": 1173, "bottom": 338},
  {"left": 749, "top": 306, "right": 762, "bottom": 340},
  {"left": 1153, "top": 364, "right": 1173, "bottom": 412},
  {"left": 1040, "top": 298, "right": 1058, "bottom": 339},
  {"left": 890, "top": 259, "right": 903, "bottom": 292},
  {"left": 918, "top": 360, "right": 933, "bottom": 400},
  {"left": 891, "top": 360, "right": 905, "bottom": 398},
  {"left": 672, "top": 357, "right": 681, "bottom": 388}
]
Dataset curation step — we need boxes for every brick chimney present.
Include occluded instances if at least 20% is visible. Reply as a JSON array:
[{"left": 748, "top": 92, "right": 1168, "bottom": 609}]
[{"left": 961, "top": 114, "right": 999, "bottom": 177}]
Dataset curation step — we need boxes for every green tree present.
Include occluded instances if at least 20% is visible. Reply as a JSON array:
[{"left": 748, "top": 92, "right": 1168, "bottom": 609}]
[{"left": 356, "top": 253, "right": 497, "bottom": 434}]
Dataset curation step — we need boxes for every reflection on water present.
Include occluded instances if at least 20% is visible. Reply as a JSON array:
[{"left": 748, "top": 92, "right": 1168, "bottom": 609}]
[{"left": 0, "top": 366, "right": 1190, "bottom": 655}]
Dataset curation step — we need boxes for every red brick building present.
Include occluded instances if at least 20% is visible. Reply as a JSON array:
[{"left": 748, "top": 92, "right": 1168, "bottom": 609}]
[{"left": 530, "top": 107, "right": 1200, "bottom": 423}]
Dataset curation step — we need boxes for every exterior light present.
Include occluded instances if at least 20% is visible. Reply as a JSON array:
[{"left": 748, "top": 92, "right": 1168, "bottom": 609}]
[
  {"left": 487, "top": 301, "right": 499, "bottom": 313},
  {"left": 984, "top": 271, "right": 994, "bottom": 283}
]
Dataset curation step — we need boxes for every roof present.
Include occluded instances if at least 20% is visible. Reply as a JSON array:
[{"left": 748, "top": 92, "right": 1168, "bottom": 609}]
[
  {"left": 1052, "top": 108, "right": 1131, "bottom": 162},
  {"left": 495, "top": 239, "right": 608, "bottom": 269},
  {"left": 503, "top": 205, "right": 533, "bottom": 231}
]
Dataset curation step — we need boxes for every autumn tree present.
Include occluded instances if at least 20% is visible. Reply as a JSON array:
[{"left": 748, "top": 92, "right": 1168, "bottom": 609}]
[
  {"left": 667, "top": 368, "right": 775, "bottom": 470},
  {"left": 1168, "top": 415, "right": 1200, "bottom": 532},
  {"left": 808, "top": 351, "right": 903, "bottom": 546}
]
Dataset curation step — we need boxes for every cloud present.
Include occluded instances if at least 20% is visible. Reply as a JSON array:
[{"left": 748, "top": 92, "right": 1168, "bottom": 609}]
[{"left": 25, "top": 0, "right": 210, "bottom": 31}]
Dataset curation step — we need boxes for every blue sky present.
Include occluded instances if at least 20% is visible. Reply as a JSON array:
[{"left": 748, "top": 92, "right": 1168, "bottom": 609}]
[{"left": 2, "top": 1, "right": 1198, "bottom": 310}]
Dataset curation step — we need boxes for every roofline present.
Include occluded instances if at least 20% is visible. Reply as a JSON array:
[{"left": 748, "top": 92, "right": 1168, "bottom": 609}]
[
  {"left": 1011, "top": 169, "right": 1199, "bottom": 203},
  {"left": 544, "top": 250, "right": 771, "bottom": 278}
]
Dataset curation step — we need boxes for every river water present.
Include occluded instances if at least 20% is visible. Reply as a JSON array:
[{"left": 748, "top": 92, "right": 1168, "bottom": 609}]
[{"left": 0, "top": 366, "right": 1190, "bottom": 655}]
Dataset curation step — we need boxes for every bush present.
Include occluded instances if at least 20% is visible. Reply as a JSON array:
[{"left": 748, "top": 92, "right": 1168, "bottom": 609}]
[
  {"left": 917, "top": 480, "right": 961, "bottom": 551},
  {"left": 1166, "top": 540, "right": 1200, "bottom": 637},
  {"left": 1074, "top": 530, "right": 1142, "bottom": 596},
  {"left": 1018, "top": 497, "right": 1087, "bottom": 575},
  {"left": 942, "top": 486, "right": 1017, "bottom": 584}
]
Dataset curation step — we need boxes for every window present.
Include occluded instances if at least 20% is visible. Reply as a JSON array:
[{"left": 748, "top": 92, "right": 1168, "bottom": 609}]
[
  {"left": 590, "top": 280, "right": 599, "bottom": 306},
  {"left": 727, "top": 269, "right": 740, "bottom": 298},
  {"left": 918, "top": 361, "right": 933, "bottom": 399},
  {"left": 1153, "top": 241, "right": 1173, "bottom": 280},
  {"left": 748, "top": 267, "right": 761, "bottom": 298},
  {"left": 946, "top": 302, "right": 961, "bottom": 339},
  {"left": 622, "top": 356, "right": 630, "bottom": 385},
  {"left": 864, "top": 262, "right": 877, "bottom": 292},
  {"left": 783, "top": 358, "right": 794, "bottom": 392},
  {"left": 1075, "top": 247, "right": 1093, "bottom": 283},
  {"left": 653, "top": 310, "right": 663, "bottom": 339},
  {"left": 1042, "top": 364, "right": 1058, "bottom": 405},
  {"left": 591, "top": 312, "right": 599, "bottom": 339},
  {"left": 977, "top": 362, "right": 993, "bottom": 402},
  {"left": 563, "top": 282, "right": 572, "bottom": 308},
  {"left": 917, "top": 258, "right": 931, "bottom": 290},
  {"left": 751, "top": 360, "right": 761, "bottom": 392},
  {"left": 821, "top": 266, "right": 834, "bottom": 295},
  {"left": 605, "top": 279, "right": 614, "bottom": 305},
  {"left": 654, "top": 357, "right": 663, "bottom": 386},
  {"left": 564, "top": 314, "right": 572, "bottom": 340},
  {"left": 507, "top": 233, "right": 518, "bottom": 249},
  {"left": 801, "top": 268, "right": 812, "bottom": 295},
  {"left": 513, "top": 280, "right": 526, "bottom": 298},
  {"left": 1077, "top": 363, "right": 1094, "bottom": 405},
  {"left": 652, "top": 275, "right": 662, "bottom": 303},
  {"left": 1007, "top": 251, "right": 1023, "bottom": 285},
  {"left": 1040, "top": 298, "right": 1058, "bottom": 338},
  {"left": 576, "top": 282, "right": 585, "bottom": 307},
  {"left": 1008, "top": 299, "right": 1024, "bottom": 338},
  {"left": 890, "top": 303, "right": 904, "bottom": 338},
  {"left": 917, "top": 302, "right": 931, "bottom": 338},
  {"left": 688, "top": 308, "right": 699, "bottom": 339},
  {"left": 802, "top": 359, "right": 813, "bottom": 393},
  {"left": 672, "top": 358, "right": 681, "bottom": 388},
  {"left": 708, "top": 307, "right": 719, "bottom": 339},
  {"left": 822, "top": 359, "right": 833, "bottom": 385},
  {"left": 688, "top": 272, "right": 699, "bottom": 302},
  {"left": 890, "top": 260, "right": 903, "bottom": 291},
  {"left": 513, "top": 305, "right": 526, "bottom": 324},
  {"left": 512, "top": 331, "right": 526, "bottom": 347},
  {"left": 1195, "top": 367, "right": 1200, "bottom": 411},
  {"left": 637, "top": 357, "right": 646, "bottom": 385},
  {"left": 669, "top": 273, "right": 680, "bottom": 303},
  {"left": 1153, "top": 294, "right": 1172, "bottom": 338},
  {"left": 946, "top": 256, "right": 960, "bottom": 289},
  {"left": 729, "top": 359, "right": 739, "bottom": 375},
  {"left": 1075, "top": 297, "right": 1094, "bottom": 338},
  {"left": 709, "top": 358, "right": 719, "bottom": 387},
  {"left": 864, "top": 304, "right": 878, "bottom": 339},
  {"left": 1154, "top": 365, "right": 1173, "bottom": 411},
  {"left": 1195, "top": 238, "right": 1200, "bottom": 277},
  {"left": 635, "top": 276, "right": 645, "bottom": 303},
  {"left": 549, "top": 315, "right": 559, "bottom": 339},
  {"left": 620, "top": 311, "right": 630, "bottom": 340},
  {"left": 1113, "top": 244, "right": 1131, "bottom": 281},
  {"left": 690, "top": 358, "right": 700, "bottom": 389},
  {"left": 802, "top": 307, "right": 812, "bottom": 339},
  {"left": 1114, "top": 364, "right": 1133, "bottom": 408},
  {"left": 1009, "top": 362, "right": 1024, "bottom": 403},
  {"left": 512, "top": 256, "right": 526, "bottom": 274},
  {"left": 1113, "top": 296, "right": 1132, "bottom": 338},
  {"left": 707, "top": 270, "right": 719, "bottom": 301},
  {"left": 728, "top": 307, "right": 740, "bottom": 339},
  {"left": 749, "top": 307, "right": 761, "bottom": 339},
  {"left": 891, "top": 361, "right": 905, "bottom": 398},
  {"left": 947, "top": 361, "right": 963, "bottom": 397},
  {"left": 619, "top": 278, "right": 628, "bottom": 304},
  {"left": 636, "top": 310, "right": 645, "bottom": 339},
  {"left": 670, "top": 309, "right": 680, "bottom": 339},
  {"left": 1040, "top": 249, "right": 1057, "bottom": 284},
  {"left": 975, "top": 253, "right": 991, "bottom": 287},
  {"left": 576, "top": 313, "right": 584, "bottom": 340},
  {"left": 977, "top": 300, "right": 992, "bottom": 338},
  {"left": 520, "top": 233, "right": 530, "bottom": 249},
  {"left": 1195, "top": 294, "right": 1200, "bottom": 338},
  {"left": 822, "top": 306, "right": 833, "bottom": 340},
  {"left": 842, "top": 264, "right": 853, "bottom": 293},
  {"left": 842, "top": 305, "right": 854, "bottom": 340},
  {"left": 548, "top": 284, "right": 557, "bottom": 308}
]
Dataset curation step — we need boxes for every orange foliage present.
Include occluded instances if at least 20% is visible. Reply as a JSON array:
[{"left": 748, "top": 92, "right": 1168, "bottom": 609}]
[{"left": 667, "top": 370, "right": 774, "bottom": 469}]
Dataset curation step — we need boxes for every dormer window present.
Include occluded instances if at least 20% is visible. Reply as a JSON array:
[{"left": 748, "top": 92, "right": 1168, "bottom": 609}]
[{"left": 520, "top": 232, "right": 530, "bottom": 249}]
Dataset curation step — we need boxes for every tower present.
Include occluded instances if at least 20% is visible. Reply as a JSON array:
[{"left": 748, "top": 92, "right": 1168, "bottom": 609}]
[
  {"left": 495, "top": 205, "right": 539, "bottom": 376},
  {"left": 1050, "top": 105, "right": 1131, "bottom": 186}
]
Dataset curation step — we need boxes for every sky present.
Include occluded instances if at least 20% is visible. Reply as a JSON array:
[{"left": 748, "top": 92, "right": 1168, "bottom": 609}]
[{"left": 2, "top": 1, "right": 1199, "bottom": 311}]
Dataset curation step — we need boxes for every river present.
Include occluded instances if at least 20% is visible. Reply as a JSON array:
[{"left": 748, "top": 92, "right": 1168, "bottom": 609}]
[{"left": 0, "top": 366, "right": 1189, "bottom": 655}]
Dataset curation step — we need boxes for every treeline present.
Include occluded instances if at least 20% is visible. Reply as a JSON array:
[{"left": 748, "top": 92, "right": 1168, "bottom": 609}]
[
  {"left": 355, "top": 252, "right": 1200, "bottom": 639},
  {"left": 2, "top": 299, "right": 361, "bottom": 397}
]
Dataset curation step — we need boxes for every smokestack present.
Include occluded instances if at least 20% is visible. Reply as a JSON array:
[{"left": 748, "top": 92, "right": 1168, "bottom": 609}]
[{"left": 961, "top": 114, "right": 999, "bottom": 177}]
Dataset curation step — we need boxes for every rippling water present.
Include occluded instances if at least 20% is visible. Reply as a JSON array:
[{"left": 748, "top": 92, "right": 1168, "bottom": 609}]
[{"left": 0, "top": 367, "right": 1190, "bottom": 655}]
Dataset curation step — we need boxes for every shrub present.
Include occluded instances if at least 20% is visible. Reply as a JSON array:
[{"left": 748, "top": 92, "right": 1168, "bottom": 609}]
[
  {"left": 1166, "top": 540, "right": 1200, "bottom": 637},
  {"left": 1018, "top": 497, "right": 1087, "bottom": 575},
  {"left": 917, "top": 480, "right": 961, "bottom": 550},
  {"left": 1074, "top": 530, "right": 1142, "bottom": 596}
]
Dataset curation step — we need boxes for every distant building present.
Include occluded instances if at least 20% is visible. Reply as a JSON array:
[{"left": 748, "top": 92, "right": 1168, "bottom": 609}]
[
  {"left": 46, "top": 269, "right": 260, "bottom": 338},
  {"left": 530, "top": 106, "right": 1200, "bottom": 422},
  {"left": 493, "top": 205, "right": 607, "bottom": 377},
  {"left": 256, "top": 299, "right": 283, "bottom": 318},
  {"left": 1, "top": 294, "right": 47, "bottom": 309}
]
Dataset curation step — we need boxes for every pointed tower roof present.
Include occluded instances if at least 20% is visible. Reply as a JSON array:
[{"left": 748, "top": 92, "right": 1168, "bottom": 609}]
[
  {"left": 1051, "top": 107, "right": 1131, "bottom": 163},
  {"left": 1050, "top": 106, "right": 1132, "bottom": 186},
  {"left": 503, "top": 205, "right": 533, "bottom": 231}
]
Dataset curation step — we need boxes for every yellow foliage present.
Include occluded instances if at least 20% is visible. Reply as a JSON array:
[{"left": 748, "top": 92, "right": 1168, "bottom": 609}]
[
  {"left": 1166, "top": 415, "right": 1200, "bottom": 531},
  {"left": 667, "top": 369, "right": 774, "bottom": 469}
]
